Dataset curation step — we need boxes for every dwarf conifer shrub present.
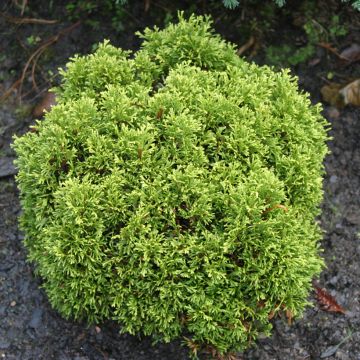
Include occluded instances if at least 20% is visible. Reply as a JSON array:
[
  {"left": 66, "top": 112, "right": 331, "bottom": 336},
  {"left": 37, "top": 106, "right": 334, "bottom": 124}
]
[{"left": 13, "top": 14, "right": 329, "bottom": 356}]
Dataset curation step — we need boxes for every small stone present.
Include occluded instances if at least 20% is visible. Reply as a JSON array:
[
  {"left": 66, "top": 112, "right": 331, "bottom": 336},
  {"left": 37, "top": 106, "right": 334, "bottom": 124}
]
[
  {"left": 327, "top": 107, "right": 340, "bottom": 120},
  {"left": 95, "top": 326, "right": 101, "bottom": 333},
  {"left": 344, "top": 310, "right": 354, "bottom": 318},
  {"left": 10, "top": 301, "right": 16, "bottom": 307},
  {"left": 0, "top": 157, "right": 17, "bottom": 178},
  {"left": 335, "top": 349, "right": 350, "bottom": 360},
  {"left": 0, "top": 341, "right": 10, "bottom": 349},
  {"left": 0, "top": 262, "right": 15, "bottom": 272},
  {"left": 329, "top": 175, "right": 338, "bottom": 184},
  {"left": 29, "top": 308, "right": 43, "bottom": 329},
  {"left": 345, "top": 205, "right": 360, "bottom": 224}
]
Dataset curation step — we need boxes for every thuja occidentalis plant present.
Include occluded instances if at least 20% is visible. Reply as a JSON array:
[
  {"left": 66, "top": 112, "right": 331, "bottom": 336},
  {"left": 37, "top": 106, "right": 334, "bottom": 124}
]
[{"left": 13, "top": 13, "right": 329, "bottom": 357}]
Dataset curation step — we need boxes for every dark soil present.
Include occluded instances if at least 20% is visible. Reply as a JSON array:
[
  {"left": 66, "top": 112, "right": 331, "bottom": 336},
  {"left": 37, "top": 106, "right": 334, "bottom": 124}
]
[{"left": 1, "top": 1, "right": 360, "bottom": 359}]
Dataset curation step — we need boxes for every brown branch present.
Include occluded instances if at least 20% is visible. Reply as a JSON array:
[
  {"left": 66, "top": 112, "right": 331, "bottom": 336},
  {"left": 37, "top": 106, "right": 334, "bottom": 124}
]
[
  {"left": 31, "top": 52, "right": 42, "bottom": 91},
  {"left": 144, "top": 0, "right": 151, "bottom": 12},
  {"left": 15, "top": 34, "right": 52, "bottom": 87},
  {"left": 317, "top": 42, "right": 348, "bottom": 60},
  {"left": 1, "top": 21, "right": 81, "bottom": 102},
  {"left": 20, "top": 0, "right": 28, "bottom": 16},
  {"left": 0, "top": 12, "right": 58, "bottom": 24},
  {"left": 0, "top": 78, "right": 22, "bottom": 102},
  {"left": 237, "top": 36, "right": 256, "bottom": 56}
]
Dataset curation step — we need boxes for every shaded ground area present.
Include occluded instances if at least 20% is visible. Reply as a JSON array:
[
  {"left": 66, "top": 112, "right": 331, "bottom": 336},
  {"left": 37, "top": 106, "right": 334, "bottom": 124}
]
[{"left": 1, "top": 1, "right": 360, "bottom": 359}]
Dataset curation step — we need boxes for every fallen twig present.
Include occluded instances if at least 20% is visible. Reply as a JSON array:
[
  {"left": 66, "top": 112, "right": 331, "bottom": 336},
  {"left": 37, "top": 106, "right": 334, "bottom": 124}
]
[
  {"left": 12, "top": 0, "right": 28, "bottom": 16},
  {"left": 0, "top": 78, "right": 22, "bottom": 102},
  {"left": 0, "top": 12, "right": 58, "bottom": 25},
  {"left": 237, "top": 36, "right": 256, "bottom": 56},
  {"left": 317, "top": 42, "right": 348, "bottom": 60},
  {"left": 144, "top": 0, "right": 151, "bottom": 12},
  {"left": 1, "top": 21, "right": 80, "bottom": 102}
]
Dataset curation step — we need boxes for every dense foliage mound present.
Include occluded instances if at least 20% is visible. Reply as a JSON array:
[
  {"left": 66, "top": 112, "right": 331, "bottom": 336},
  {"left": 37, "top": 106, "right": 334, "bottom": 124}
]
[{"left": 13, "top": 14, "right": 329, "bottom": 356}]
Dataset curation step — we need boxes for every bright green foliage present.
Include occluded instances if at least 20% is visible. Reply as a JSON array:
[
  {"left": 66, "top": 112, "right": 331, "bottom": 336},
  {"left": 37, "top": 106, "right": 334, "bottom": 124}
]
[{"left": 13, "top": 14, "right": 329, "bottom": 356}]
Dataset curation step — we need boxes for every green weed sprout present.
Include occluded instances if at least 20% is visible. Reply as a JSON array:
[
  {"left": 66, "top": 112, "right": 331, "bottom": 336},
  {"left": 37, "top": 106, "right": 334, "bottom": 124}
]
[{"left": 13, "top": 14, "right": 329, "bottom": 357}]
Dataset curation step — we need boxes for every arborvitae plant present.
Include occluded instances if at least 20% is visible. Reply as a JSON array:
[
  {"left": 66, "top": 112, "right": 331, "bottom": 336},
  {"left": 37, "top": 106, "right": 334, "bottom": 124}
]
[{"left": 13, "top": 14, "right": 329, "bottom": 357}]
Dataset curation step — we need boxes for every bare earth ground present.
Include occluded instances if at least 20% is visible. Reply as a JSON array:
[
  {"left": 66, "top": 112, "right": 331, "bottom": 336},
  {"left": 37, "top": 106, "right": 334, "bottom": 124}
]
[{"left": 1, "top": 1, "right": 360, "bottom": 359}]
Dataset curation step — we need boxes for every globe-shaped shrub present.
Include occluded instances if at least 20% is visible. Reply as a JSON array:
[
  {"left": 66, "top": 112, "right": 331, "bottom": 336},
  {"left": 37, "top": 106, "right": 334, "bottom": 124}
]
[{"left": 13, "top": 14, "right": 329, "bottom": 356}]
